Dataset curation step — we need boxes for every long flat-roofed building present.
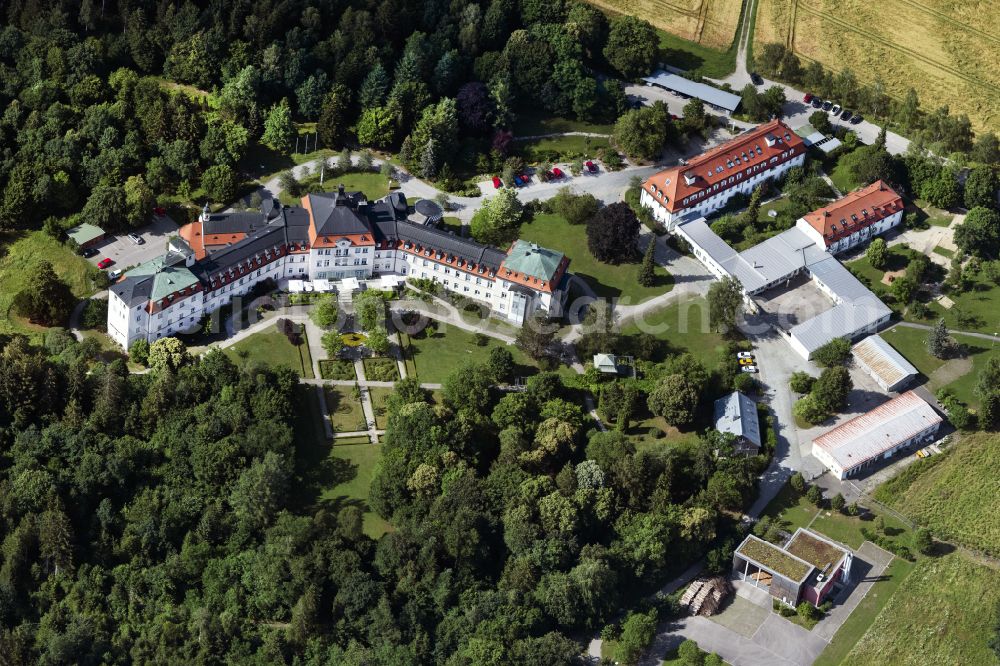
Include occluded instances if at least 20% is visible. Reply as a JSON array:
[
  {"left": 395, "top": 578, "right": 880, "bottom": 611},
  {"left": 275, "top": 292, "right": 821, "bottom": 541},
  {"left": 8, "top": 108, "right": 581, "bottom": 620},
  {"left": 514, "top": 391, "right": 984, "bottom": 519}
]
[
  {"left": 852, "top": 334, "right": 918, "bottom": 392},
  {"left": 811, "top": 391, "right": 943, "bottom": 479},
  {"left": 641, "top": 119, "right": 806, "bottom": 229},
  {"left": 795, "top": 180, "right": 905, "bottom": 254}
]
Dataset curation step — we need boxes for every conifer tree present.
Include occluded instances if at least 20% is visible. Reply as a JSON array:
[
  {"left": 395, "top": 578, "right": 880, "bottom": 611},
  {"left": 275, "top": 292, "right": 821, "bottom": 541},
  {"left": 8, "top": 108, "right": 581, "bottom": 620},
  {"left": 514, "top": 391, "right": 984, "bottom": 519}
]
[{"left": 638, "top": 237, "right": 657, "bottom": 287}]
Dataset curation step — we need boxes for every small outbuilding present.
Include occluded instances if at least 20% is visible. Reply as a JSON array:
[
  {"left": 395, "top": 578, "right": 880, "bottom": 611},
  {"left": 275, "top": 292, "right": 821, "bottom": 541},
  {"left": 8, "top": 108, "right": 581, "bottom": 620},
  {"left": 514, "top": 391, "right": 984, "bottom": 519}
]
[
  {"left": 852, "top": 334, "right": 918, "bottom": 392},
  {"left": 713, "top": 391, "right": 762, "bottom": 454},
  {"left": 593, "top": 353, "right": 619, "bottom": 374},
  {"left": 412, "top": 199, "right": 444, "bottom": 226},
  {"left": 66, "top": 223, "right": 105, "bottom": 249},
  {"left": 642, "top": 70, "right": 741, "bottom": 113}
]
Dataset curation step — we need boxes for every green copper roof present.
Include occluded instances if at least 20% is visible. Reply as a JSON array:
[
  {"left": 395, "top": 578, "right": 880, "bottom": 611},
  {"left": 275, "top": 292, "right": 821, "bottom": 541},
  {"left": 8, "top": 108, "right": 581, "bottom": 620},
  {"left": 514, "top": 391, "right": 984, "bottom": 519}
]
[
  {"left": 66, "top": 223, "right": 104, "bottom": 245},
  {"left": 125, "top": 256, "right": 199, "bottom": 301},
  {"left": 503, "top": 240, "right": 564, "bottom": 281}
]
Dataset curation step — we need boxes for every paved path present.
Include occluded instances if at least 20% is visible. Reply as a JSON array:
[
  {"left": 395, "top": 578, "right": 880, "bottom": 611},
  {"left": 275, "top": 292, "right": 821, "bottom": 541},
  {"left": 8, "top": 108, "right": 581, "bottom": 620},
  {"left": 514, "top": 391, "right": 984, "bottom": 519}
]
[
  {"left": 69, "top": 290, "right": 108, "bottom": 342},
  {"left": 302, "top": 378, "right": 443, "bottom": 390},
  {"left": 892, "top": 320, "right": 1000, "bottom": 342},
  {"left": 313, "top": 384, "right": 335, "bottom": 439}
]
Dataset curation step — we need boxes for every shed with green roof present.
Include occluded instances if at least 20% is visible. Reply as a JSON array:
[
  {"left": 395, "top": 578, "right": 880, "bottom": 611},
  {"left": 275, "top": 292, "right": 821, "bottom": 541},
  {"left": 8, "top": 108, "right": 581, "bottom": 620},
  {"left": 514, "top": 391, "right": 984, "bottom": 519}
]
[{"left": 66, "top": 223, "right": 105, "bottom": 249}]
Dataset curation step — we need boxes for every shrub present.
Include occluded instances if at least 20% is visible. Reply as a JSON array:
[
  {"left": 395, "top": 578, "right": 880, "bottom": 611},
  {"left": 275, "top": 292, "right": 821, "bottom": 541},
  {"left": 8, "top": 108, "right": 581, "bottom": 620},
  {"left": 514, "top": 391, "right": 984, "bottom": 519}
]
[
  {"left": 790, "top": 472, "right": 805, "bottom": 493},
  {"left": 806, "top": 484, "right": 823, "bottom": 506},
  {"left": 789, "top": 371, "right": 815, "bottom": 394},
  {"left": 129, "top": 339, "right": 150, "bottom": 366},
  {"left": 797, "top": 602, "right": 820, "bottom": 622},
  {"left": 831, "top": 492, "right": 846, "bottom": 512},
  {"left": 276, "top": 318, "right": 302, "bottom": 345}
]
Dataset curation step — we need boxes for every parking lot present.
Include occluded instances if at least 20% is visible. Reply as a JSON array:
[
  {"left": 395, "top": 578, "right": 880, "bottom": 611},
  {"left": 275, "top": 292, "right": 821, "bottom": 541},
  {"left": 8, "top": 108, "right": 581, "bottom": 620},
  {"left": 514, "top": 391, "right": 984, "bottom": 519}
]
[{"left": 86, "top": 214, "right": 180, "bottom": 274}]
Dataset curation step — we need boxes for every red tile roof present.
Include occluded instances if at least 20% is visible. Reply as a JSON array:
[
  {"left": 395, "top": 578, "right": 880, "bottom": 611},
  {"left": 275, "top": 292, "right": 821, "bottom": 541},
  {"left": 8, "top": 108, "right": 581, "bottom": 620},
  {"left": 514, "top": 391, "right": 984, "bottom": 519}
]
[
  {"left": 802, "top": 181, "right": 903, "bottom": 246},
  {"left": 643, "top": 119, "right": 805, "bottom": 213}
]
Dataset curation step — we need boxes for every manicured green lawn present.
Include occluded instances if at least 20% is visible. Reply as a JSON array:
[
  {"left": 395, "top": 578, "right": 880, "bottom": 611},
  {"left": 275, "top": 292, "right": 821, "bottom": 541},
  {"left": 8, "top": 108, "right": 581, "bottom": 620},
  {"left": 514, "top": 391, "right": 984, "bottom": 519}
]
[
  {"left": 519, "top": 213, "right": 674, "bottom": 303},
  {"left": 656, "top": 28, "right": 737, "bottom": 79},
  {"left": 223, "top": 323, "right": 314, "bottom": 378},
  {"left": 440, "top": 216, "right": 463, "bottom": 236},
  {"left": 0, "top": 231, "right": 99, "bottom": 337},
  {"left": 363, "top": 356, "right": 400, "bottom": 382},
  {"left": 912, "top": 199, "right": 954, "bottom": 227},
  {"left": 325, "top": 386, "right": 367, "bottom": 433},
  {"left": 842, "top": 551, "right": 1000, "bottom": 666},
  {"left": 516, "top": 134, "right": 610, "bottom": 161},
  {"left": 620, "top": 297, "right": 729, "bottom": 370},
  {"left": 280, "top": 170, "right": 390, "bottom": 205},
  {"left": 319, "top": 359, "right": 357, "bottom": 380},
  {"left": 911, "top": 272, "right": 1000, "bottom": 333},
  {"left": 882, "top": 326, "right": 997, "bottom": 408},
  {"left": 400, "top": 324, "right": 570, "bottom": 384},
  {"left": 829, "top": 159, "right": 861, "bottom": 194},
  {"left": 512, "top": 112, "right": 614, "bottom": 137},
  {"left": 844, "top": 245, "right": 912, "bottom": 301},
  {"left": 323, "top": 443, "right": 392, "bottom": 538}
]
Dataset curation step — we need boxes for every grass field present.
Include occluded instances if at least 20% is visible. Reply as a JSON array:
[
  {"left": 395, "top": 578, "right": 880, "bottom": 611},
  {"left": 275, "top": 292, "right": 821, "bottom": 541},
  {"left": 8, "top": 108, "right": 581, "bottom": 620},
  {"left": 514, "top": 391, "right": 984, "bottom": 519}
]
[
  {"left": 882, "top": 326, "right": 997, "bottom": 409},
  {"left": 587, "top": 0, "right": 743, "bottom": 51},
  {"left": 753, "top": 0, "right": 1000, "bottom": 134},
  {"left": 843, "top": 551, "right": 1000, "bottom": 665},
  {"left": 512, "top": 112, "right": 615, "bottom": 137},
  {"left": 620, "top": 296, "right": 729, "bottom": 369},
  {"left": 223, "top": 324, "right": 314, "bottom": 378},
  {"left": 323, "top": 443, "right": 392, "bottom": 538},
  {"left": 279, "top": 170, "right": 389, "bottom": 206},
  {"left": 0, "top": 231, "right": 98, "bottom": 337},
  {"left": 325, "top": 386, "right": 368, "bottom": 433},
  {"left": 519, "top": 213, "right": 674, "bottom": 303},
  {"left": 915, "top": 271, "right": 1000, "bottom": 333},
  {"left": 515, "top": 135, "right": 610, "bottom": 162},
  {"left": 874, "top": 433, "right": 1000, "bottom": 555}
]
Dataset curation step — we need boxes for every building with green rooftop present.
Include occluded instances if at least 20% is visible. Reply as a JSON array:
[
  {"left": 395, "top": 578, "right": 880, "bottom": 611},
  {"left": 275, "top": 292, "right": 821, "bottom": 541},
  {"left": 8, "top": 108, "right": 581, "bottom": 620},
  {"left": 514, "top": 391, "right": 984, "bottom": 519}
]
[{"left": 65, "top": 223, "right": 105, "bottom": 249}]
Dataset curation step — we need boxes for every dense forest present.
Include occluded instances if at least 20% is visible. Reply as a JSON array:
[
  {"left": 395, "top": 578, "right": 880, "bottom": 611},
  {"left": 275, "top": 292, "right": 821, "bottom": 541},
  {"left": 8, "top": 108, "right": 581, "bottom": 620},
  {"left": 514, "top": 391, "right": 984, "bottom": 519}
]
[
  {"left": 0, "top": 0, "right": 657, "bottom": 232},
  {"left": 0, "top": 327, "right": 766, "bottom": 663}
]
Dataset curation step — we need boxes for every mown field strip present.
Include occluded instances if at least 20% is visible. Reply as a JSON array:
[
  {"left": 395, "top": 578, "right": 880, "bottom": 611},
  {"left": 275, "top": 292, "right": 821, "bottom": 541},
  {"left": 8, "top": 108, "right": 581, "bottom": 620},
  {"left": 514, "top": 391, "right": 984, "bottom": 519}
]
[
  {"left": 890, "top": 0, "right": 1000, "bottom": 43},
  {"left": 795, "top": 1, "right": 1000, "bottom": 94}
]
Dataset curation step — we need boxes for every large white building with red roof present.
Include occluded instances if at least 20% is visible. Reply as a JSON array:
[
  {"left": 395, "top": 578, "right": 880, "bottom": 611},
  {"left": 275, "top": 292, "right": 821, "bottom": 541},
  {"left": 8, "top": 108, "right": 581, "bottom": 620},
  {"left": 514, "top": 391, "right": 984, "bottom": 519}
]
[
  {"left": 795, "top": 180, "right": 904, "bottom": 254},
  {"left": 640, "top": 119, "right": 806, "bottom": 229}
]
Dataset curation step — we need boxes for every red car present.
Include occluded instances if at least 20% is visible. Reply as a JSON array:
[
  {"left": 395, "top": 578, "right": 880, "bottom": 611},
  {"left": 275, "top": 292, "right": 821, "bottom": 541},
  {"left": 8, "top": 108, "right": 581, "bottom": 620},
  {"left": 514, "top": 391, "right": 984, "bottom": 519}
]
[
  {"left": 97, "top": 258, "right": 113, "bottom": 269},
  {"left": 803, "top": 93, "right": 814, "bottom": 103},
  {"left": 551, "top": 167, "right": 564, "bottom": 179},
  {"left": 154, "top": 206, "right": 166, "bottom": 216},
  {"left": 492, "top": 176, "right": 502, "bottom": 189},
  {"left": 585, "top": 160, "right": 597, "bottom": 173}
]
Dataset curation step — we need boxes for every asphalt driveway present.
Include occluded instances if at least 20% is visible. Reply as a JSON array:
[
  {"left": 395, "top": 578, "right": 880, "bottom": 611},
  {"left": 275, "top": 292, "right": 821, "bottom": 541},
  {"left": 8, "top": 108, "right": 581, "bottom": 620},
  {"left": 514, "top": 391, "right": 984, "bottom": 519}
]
[{"left": 86, "top": 214, "right": 180, "bottom": 273}]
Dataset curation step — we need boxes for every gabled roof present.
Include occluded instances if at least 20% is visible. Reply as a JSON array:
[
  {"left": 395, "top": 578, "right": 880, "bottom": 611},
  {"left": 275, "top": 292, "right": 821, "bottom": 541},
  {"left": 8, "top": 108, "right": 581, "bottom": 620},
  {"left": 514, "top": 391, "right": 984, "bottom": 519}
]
[
  {"left": 713, "top": 391, "right": 761, "bottom": 448},
  {"left": 373, "top": 218, "right": 507, "bottom": 271},
  {"left": 502, "top": 240, "right": 564, "bottom": 281},
  {"left": 853, "top": 334, "right": 918, "bottom": 388},
  {"left": 306, "top": 191, "right": 373, "bottom": 238},
  {"left": 802, "top": 181, "right": 903, "bottom": 245},
  {"left": 66, "top": 222, "right": 104, "bottom": 245},
  {"left": 644, "top": 120, "right": 805, "bottom": 212},
  {"left": 642, "top": 71, "right": 742, "bottom": 112},
  {"left": 115, "top": 256, "right": 199, "bottom": 304}
]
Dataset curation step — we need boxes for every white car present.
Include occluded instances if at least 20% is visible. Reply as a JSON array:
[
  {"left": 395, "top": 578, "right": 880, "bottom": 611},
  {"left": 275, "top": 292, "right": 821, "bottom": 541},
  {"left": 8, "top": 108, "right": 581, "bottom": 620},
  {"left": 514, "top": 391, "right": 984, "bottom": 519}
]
[
  {"left": 108, "top": 268, "right": 123, "bottom": 281},
  {"left": 831, "top": 104, "right": 842, "bottom": 115},
  {"left": 741, "top": 365, "right": 759, "bottom": 374},
  {"left": 127, "top": 233, "right": 144, "bottom": 245},
  {"left": 737, "top": 351, "right": 755, "bottom": 359}
]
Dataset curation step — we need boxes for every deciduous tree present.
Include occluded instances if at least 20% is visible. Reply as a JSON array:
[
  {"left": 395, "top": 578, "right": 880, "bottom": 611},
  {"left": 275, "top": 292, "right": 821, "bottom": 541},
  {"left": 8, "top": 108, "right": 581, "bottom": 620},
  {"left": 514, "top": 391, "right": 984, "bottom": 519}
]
[{"left": 586, "top": 202, "right": 640, "bottom": 264}]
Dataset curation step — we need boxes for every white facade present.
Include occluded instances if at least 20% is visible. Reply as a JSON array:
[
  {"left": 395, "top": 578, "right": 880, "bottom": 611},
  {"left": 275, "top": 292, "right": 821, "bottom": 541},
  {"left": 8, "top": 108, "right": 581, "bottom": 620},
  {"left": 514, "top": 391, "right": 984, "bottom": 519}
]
[
  {"left": 795, "top": 208, "right": 903, "bottom": 254},
  {"left": 641, "top": 152, "right": 805, "bottom": 231}
]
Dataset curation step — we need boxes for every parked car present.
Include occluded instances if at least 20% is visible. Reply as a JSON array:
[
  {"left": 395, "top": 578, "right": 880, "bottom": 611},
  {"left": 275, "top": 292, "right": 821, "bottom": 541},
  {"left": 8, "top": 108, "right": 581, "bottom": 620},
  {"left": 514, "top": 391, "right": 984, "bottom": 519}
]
[
  {"left": 81, "top": 247, "right": 98, "bottom": 258},
  {"left": 127, "top": 232, "right": 144, "bottom": 245},
  {"left": 822, "top": 100, "right": 832, "bottom": 111},
  {"left": 850, "top": 115, "right": 864, "bottom": 125},
  {"left": 97, "top": 258, "right": 113, "bottom": 269},
  {"left": 153, "top": 206, "right": 166, "bottom": 216},
  {"left": 492, "top": 176, "right": 502, "bottom": 189},
  {"left": 585, "top": 160, "right": 598, "bottom": 173},
  {"left": 513, "top": 175, "right": 523, "bottom": 186},
  {"left": 108, "top": 269, "right": 123, "bottom": 281},
  {"left": 830, "top": 104, "right": 842, "bottom": 115},
  {"left": 803, "top": 92, "right": 814, "bottom": 103},
  {"left": 811, "top": 98, "right": 822, "bottom": 108},
  {"left": 551, "top": 167, "right": 564, "bottom": 179},
  {"left": 738, "top": 358, "right": 756, "bottom": 366},
  {"left": 750, "top": 72, "right": 764, "bottom": 85},
  {"left": 670, "top": 114, "right": 680, "bottom": 120},
  {"left": 741, "top": 365, "right": 759, "bottom": 374},
  {"left": 736, "top": 351, "right": 755, "bottom": 360},
  {"left": 840, "top": 110, "right": 853, "bottom": 121}
]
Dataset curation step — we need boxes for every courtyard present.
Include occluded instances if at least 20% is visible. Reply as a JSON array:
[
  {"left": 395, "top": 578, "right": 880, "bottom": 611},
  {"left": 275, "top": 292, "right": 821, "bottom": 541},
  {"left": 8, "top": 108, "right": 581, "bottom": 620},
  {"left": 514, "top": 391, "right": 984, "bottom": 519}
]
[{"left": 753, "top": 273, "right": 835, "bottom": 331}]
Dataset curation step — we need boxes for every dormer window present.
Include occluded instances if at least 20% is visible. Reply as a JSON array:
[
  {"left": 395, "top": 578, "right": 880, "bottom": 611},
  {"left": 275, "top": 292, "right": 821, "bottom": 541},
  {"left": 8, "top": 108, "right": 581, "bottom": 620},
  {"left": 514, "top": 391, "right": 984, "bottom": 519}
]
[
  {"left": 862, "top": 209, "right": 869, "bottom": 216},
  {"left": 684, "top": 173, "right": 697, "bottom": 186},
  {"left": 756, "top": 147, "right": 762, "bottom": 155}
]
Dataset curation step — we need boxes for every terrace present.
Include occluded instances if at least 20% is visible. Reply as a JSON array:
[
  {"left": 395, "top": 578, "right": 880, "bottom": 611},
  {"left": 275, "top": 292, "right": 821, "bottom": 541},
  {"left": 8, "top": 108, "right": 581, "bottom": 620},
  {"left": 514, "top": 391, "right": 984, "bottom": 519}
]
[{"left": 786, "top": 529, "right": 849, "bottom": 573}]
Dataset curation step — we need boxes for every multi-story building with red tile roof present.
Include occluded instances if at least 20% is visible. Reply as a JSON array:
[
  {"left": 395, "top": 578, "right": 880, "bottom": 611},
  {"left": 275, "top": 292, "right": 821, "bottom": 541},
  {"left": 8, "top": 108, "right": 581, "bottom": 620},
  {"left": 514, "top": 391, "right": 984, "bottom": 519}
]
[
  {"left": 795, "top": 180, "right": 905, "bottom": 254},
  {"left": 640, "top": 119, "right": 807, "bottom": 229},
  {"left": 108, "top": 189, "right": 570, "bottom": 348}
]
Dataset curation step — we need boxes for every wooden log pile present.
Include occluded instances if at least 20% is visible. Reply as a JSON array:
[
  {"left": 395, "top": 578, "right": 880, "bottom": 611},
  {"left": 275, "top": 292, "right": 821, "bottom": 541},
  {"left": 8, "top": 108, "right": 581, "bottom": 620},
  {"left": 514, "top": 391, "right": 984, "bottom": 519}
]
[{"left": 679, "top": 576, "right": 733, "bottom": 617}]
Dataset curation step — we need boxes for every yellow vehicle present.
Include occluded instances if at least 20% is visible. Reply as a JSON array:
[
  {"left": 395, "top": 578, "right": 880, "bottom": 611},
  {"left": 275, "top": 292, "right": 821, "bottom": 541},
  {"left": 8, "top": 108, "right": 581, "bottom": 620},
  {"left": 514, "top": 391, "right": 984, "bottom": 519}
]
[{"left": 739, "top": 357, "right": 756, "bottom": 366}]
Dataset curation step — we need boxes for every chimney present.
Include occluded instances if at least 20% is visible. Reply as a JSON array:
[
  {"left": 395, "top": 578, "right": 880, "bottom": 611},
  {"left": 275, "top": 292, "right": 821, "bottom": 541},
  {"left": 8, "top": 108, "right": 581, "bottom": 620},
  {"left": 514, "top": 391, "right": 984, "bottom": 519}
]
[{"left": 200, "top": 202, "right": 210, "bottom": 223}]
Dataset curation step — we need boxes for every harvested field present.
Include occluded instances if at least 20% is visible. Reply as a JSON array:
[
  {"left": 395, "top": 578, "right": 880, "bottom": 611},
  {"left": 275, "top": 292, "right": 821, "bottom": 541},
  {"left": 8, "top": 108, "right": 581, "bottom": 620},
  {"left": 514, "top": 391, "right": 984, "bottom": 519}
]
[
  {"left": 753, "top": 0, "right": 1000, "bottom": 133},
  {"left": 587, "top": 0, "right": 743, "bottom": 49}
]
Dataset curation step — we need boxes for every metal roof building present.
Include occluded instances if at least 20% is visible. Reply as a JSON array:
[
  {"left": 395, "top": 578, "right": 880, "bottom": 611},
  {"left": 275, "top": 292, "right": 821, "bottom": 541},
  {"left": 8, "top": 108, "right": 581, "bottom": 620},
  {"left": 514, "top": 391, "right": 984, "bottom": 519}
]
[
  {"left": 811, "top": 391, "right": 943, "bottom": 479},
  {"left": 852, "top": 334, "right": 918, "bottom": 392},
  {"left": 713, "top": 391, "right": 762, "bottom": 453},
  {"left": 643, "top": 70, "right": 741, "bottom": 112},
  {"left": 66, "top": 222, "right": 105, "bottom": 248}
]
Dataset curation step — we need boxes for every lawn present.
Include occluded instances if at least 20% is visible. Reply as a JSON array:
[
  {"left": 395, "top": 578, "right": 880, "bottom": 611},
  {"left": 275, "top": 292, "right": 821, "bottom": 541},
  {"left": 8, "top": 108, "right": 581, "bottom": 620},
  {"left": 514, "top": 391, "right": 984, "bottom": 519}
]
[
  {"left": 323, "top": 443, "right": 392, "bottom": 538},
  {"left": 324, "top": 386, "right": 368, "bottom": 434},
  {"left": 400, "top": 323, "right": 571, "bottom": 384},
  {"left": 519, "top": 213, "right": 674, "bottom": 303},
  {"left": 842, "top": 551, "right": 1000, "bottom": 665},
  {"left": 363, "top": 356, "right": 400, "bottom": 382},
  {"left": 844, "top": 244, "right": 913, "bottom": 301},
  {"left": 912, "top": 199, "right": 955, "bottom": 228},
  {"left": 279, "top": 170, "right": 390, "bottom": 205},
  {"left": 0, "top": 231, "right": 99, "bottom": 337},
  {"left": 440, "top": 216, "right": 464, "bottom": 236},
  {"left": 874, "top": 432, "right": 1000, "bottom": 556},
  {"left": 512, "top": 111, "right": 615, "bottom": 137},
  {"left": 910, "top": 270, "right": 1000, "bottom": 333},
  {"left": 829, "top": 157, "right": 862, "bottom": 195},
  {"left": 515, "top": 134, "right": 611, "bottom": 162},
  {"left": 620, "top": 297, "right": 729, "bottom": 370},
  {"left": 223, "top": 323, "right": 314, "bottom": 378},
  {"left": 319, "top": 358, "right": 357, "bottom": 380},
  {"left": 630, "top": 414, "right": 703, "bottom": 455},
  {"left": 882, "top": 325, "right": 997, "bottom": 409}
]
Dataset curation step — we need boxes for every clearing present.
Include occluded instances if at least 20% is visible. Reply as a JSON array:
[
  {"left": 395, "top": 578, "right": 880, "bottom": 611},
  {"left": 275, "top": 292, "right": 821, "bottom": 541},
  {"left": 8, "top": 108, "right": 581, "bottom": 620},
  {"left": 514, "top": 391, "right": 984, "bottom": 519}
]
[
  {"left": 279, "top": 170, "right": 390, "bottom": 206},
  {"left": 753, "top": 0, "right": 1000, "bottom": 133},
  {"left": 874, "top": 432, "right": 1000, "bottom": 555},
  {"left": 842, "top": 550, "right": 1000, "bottom": 665},
  {"left": 620, "top": 296, "right": 728, "bottom": 369},
  {"left": 519, "top": 213, "right": 674, "bottom": 303},
  {"left": 223, "top": 323, "right": 314, "bottom": 378},
  {"left": 587, "top": 0, "right": 743, "bottom": 53},
  {"left": 323, "top": 443, "right": 392, "bottom": 538}
]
